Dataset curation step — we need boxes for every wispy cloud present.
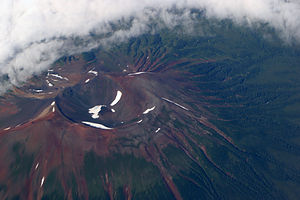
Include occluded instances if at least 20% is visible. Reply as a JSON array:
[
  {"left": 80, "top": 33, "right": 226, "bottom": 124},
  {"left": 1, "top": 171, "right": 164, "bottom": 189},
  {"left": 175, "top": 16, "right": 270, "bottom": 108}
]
[{"left": 0, "top": 0, "right": 300, "bottom": 93}]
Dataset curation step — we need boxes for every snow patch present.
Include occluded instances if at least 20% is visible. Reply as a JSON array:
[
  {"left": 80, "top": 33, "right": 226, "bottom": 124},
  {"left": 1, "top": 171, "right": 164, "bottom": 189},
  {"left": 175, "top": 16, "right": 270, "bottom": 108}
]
[
  {"left": 162, "top": 97, "right": 189, "bottom": 111},
  {"left": 128, "top": 72, "right": 147, "bottom": 76},
  {"left": 137, "top": 119, "right": 143, "bottom": 124},
  {"left": 143, "top": 106, "right": 156, "bottom": 114},
  {"left": 33, "top": 89, "right": 43, "bottom": 93},
  {"left": 82, "top": 121, "right": 113, "bottom": 130},
  {"left": 35, "top": 163, "right": 39, "bottom": 170},
  {"left": 49, "top": 73, "right": 69, "bottom": 80},
  {"left": 155, "top": 128, "right": 161, "bottom": 133},
  {"left": 3, "top": 127, "right": 11, "bottom": 131},
  {"left": 40, "top": 177, "right": 45, "bottom": 187},
  {"left": 89, "top": 105, "right": 105, "bottom": 119},
  {"left": 88, "top": 70, "right": 98, "bottom": 76},
  {"left": 46, "top": 80, "right": 53, "bottom": 87},
  {"left": 110, "top": 90, "right": 122, "bottom": 106},
  {"left": 85, "top": 79, "right": 90, "bottom": 83},
  {"left": 51, "top": 101, "right": 55, "bottom": 106}
]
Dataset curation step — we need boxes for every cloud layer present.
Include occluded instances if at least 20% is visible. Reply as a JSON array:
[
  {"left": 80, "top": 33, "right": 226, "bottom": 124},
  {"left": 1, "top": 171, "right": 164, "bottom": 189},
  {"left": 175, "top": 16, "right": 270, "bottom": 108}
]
[{"left": 1, "top": 0, "right": 300, "bottom": 93}]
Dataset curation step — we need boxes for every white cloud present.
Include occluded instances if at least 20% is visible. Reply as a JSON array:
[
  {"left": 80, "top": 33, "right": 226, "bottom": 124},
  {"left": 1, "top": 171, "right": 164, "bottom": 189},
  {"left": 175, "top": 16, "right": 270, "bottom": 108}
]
[{"left": 0, "top": 0, "right": 300, "bottom": 93}]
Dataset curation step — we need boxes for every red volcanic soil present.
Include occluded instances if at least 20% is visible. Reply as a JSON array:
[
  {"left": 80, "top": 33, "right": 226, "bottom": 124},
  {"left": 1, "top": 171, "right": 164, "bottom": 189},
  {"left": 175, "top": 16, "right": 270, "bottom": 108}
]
[
  {"left": 0, "top": 102, "right": 18, "bottom": 116},
  {"left": 0, "top": 52, "right": 238, "bottom": 199},
  {"left": 0, "top": 108, "right": 115, "bottom": 199}
]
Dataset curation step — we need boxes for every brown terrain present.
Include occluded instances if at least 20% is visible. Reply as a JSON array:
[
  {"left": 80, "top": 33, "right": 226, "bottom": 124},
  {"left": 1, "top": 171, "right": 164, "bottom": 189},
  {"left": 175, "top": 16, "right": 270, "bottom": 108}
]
[{"left": 0, "top": 50, "right": 261, "bottom": 200}]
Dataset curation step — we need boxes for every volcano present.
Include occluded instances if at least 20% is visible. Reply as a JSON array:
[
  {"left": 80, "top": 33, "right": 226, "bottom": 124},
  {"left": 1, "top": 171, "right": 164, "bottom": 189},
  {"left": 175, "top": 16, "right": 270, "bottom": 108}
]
[{"left": 1, "top": 24, "right": 300, "bottom": 200}]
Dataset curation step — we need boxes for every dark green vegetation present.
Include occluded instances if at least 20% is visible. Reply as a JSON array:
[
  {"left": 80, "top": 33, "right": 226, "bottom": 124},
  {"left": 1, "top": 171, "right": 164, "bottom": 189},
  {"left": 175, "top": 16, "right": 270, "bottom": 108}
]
[
  {"left": 84, "top": 152, "right": 174, "bottom": 200},
  {"left": 80, "top": 18, "right": 300, "bottom": 199}
]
